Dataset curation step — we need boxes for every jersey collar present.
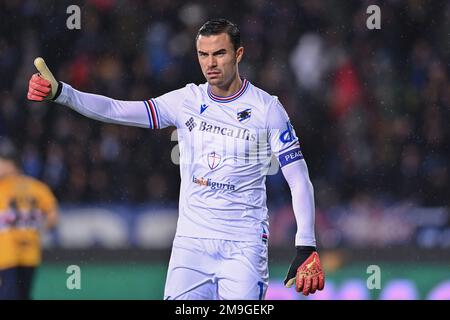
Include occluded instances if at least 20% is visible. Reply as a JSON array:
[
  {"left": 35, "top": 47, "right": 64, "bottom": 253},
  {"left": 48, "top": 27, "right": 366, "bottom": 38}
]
[{"left": 207, "top": 79, "right": 249, "bottom": 103}]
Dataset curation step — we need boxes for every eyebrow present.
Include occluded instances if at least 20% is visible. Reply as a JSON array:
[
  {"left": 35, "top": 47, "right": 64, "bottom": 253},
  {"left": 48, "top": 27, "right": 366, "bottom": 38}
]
[{"left": 198, "top": 49, "right": 227, "bottom": 55}]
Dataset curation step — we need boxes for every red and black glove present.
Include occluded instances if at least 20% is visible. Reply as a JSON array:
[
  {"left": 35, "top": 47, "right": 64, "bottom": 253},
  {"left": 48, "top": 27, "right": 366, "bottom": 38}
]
[{"left": 284, "top": 246, "right": 325, "bottom": 296}]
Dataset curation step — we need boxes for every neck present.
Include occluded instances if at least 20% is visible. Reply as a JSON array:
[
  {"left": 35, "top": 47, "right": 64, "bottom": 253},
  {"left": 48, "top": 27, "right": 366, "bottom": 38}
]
[{"left": 210, "top": 74, "right": 242, "bottom": 97}]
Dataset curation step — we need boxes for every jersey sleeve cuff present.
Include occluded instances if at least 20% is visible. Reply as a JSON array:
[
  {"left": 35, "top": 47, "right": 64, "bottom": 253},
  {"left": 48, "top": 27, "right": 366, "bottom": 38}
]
[
  {"left": 53, "top": 82, "right": 72, "bottom": 105},
  {"left": 51, "top": 81, "right": 64, "bottom": 101}
]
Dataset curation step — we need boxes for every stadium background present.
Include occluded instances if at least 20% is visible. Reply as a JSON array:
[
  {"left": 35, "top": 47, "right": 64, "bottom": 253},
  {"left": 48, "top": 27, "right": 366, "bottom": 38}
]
[{"left": 1, "top": 0, "right": 449, "bottom": 299}]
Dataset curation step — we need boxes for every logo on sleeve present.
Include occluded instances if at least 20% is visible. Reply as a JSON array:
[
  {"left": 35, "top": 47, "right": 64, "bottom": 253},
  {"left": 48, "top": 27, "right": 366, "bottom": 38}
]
[
  {"left": 262, "top": 227, "right": 269, "bottom": 243},
  {"left": 280, "top": 121, "right": 297, "bottom": 143},
  {"left": 200, "top": 104, "right": 209, "bottom": 114},
  {"left": 237, "top": 108, "right": 252, "bottom": 124}
]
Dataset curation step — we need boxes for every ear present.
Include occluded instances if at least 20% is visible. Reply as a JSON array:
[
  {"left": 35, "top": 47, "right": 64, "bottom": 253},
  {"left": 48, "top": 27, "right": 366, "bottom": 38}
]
[{"left": 236, "top": 47, "right": 244, "bottom": 63}]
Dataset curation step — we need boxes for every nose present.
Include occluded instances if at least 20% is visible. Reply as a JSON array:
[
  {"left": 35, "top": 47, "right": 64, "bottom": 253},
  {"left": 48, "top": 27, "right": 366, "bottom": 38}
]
[{"left": 207, "top": 55, "right": 217, "bottom": 69}]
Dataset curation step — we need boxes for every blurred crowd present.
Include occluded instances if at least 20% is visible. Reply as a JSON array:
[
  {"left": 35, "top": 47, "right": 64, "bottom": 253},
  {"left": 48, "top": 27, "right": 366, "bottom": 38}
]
[{"left": 1, "top": 0, "right": 449, "bottom": 213}]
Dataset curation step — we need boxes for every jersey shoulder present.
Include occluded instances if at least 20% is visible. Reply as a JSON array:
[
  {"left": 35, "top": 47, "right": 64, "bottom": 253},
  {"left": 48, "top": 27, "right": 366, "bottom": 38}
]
[
  {"left": 22, "top": 176, "right": 58, "bottom": 209},
  {"left": 24, "top": 175, "right": 53, "bottom": 195},
  {"left": 163, "top": 83, "right": 204, "bottom": 100},
  {"left": 246, "top": 82, "right": 279, "bottom": 108},
  {"left": 185, "top": 82, "right": 206, "bottom": 96},
  {"left": 244, "top": 82, "right": 286, "bottom": 127},
  {"left": 0, "top": 175, "right": 55, "bottom": 202}
]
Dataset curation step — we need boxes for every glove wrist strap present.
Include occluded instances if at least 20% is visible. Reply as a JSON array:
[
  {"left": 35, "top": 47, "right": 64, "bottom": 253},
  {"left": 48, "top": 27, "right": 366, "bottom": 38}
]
[
  {"left": 51, "top": 81, "right": 63, "bottom": 101},
  {"left": 295, "top": 246, "right": 316, "bottom": 255}
]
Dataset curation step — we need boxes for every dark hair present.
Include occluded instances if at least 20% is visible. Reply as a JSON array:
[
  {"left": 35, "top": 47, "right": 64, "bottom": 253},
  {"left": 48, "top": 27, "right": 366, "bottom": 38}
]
[
  {"left": 0, "top": 138, "right": 20, "bottom": 167},
  {"left": 196, "top": 18, "right": 241, "bottom": 51}
]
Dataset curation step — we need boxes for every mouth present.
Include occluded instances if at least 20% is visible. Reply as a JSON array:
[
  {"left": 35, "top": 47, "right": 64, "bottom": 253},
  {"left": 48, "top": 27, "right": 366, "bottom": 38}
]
[{"left": 207, "top": 71, "right": 221, "bottom": 78}]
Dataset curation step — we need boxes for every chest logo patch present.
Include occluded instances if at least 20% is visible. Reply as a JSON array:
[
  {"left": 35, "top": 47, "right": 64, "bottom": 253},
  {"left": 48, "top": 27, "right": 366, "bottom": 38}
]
[
  {"left": 200, "top": 104, "right": 209, "bottom": 114},
  {"left": 237, "top": 108, "right": 252, "bottom": 124}
]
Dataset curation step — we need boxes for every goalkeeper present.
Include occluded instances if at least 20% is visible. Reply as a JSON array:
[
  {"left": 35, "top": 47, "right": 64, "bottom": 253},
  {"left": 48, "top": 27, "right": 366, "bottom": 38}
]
[{"left": 27, "top": 19, "right": 324, "bottom": 299}]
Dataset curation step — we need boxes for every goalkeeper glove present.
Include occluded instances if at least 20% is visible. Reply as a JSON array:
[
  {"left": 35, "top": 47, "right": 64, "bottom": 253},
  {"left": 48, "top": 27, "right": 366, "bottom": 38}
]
[
  {"left": 284, "top": 246, "right": 325, "bottom": 296},
  {"left": 27, "top": 57, "right": 61, "bottom": 101}
]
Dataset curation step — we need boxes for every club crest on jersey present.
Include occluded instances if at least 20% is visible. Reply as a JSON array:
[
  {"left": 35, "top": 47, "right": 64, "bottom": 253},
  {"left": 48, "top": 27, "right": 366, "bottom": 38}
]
[
  {"left": 237, "top": 108, "right": 252, "bottom": 123},
  {"left": 207, "top": 151, "right": 221, "bottom": 170}
]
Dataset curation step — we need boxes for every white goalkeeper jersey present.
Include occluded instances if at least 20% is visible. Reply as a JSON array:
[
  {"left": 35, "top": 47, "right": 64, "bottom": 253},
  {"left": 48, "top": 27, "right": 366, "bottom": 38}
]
[{"left": 55, "top": 79, "right": 305, "bottom": 243}]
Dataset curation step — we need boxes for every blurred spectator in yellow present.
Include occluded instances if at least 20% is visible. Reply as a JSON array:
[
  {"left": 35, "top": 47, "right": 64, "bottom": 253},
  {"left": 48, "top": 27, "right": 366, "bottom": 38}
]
[{"left": 0, "top": 138, "right": 58, "bottom": 300}]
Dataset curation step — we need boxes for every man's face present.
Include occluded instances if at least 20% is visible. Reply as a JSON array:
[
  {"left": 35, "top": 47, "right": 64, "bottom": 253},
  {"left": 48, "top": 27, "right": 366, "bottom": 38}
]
[
  {"left": 196, "top": 33, "right": 243, "bottom": 87},
  {"left": 0, "top": 158, "right": 14, "bottom": 178}
]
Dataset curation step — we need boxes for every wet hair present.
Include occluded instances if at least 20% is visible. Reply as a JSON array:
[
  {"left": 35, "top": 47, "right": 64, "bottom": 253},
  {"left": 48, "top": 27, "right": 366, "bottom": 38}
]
[{"left": 196, "top": 18, "right": 241, "bottom": 50}]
